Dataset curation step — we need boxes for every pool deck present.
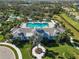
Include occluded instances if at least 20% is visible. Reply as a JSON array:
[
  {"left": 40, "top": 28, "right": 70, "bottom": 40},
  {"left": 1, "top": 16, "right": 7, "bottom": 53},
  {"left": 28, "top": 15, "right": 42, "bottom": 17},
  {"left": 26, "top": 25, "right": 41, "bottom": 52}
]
[
  {"left": 20, "top": 27, "right": 64, "bottom": 36},
  {"left": 22, "top": 28, "right": 55, "bottom": 35},
  {"left": 11, "top": 26, "right": 64, "bottom": 38},
  {"left": 12, "top": 21, "right": 64, "bottom": 37},
  {"left": 43, "top": 28, "right": 56, "bottom": 35}
]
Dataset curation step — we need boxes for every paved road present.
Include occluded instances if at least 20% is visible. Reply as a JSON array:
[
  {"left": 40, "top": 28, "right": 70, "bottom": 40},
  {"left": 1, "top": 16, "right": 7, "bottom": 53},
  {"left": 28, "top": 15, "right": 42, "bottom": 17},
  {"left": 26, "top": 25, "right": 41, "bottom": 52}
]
[
  {"left": 0, "top": 43, "right": 22, "bottom": 59},
  {"left": 0, "top": 46, "right": 15, "bottom": 59}
]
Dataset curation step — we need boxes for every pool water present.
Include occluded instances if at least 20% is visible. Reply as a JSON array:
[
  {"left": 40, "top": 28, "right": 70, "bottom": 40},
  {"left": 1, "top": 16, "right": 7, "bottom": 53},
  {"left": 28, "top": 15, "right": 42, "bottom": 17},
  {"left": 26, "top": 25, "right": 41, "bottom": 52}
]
[{"left": 26, "top": 22, "right": 48, "bottom": 28}]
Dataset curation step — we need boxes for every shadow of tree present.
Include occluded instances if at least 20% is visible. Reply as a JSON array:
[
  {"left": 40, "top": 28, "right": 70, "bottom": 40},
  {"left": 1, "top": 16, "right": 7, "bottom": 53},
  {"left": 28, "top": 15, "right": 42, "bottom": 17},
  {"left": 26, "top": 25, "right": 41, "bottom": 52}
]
[
  {"left": 44, "top": 49, "right": 59, "bottom": 59},
  {"left": 58, "top": 56, "right": 64, "bottom": 59},
  {"left": 41, "top": 40, "right": 59, "bottom": 48},
  {"left": 13, "top": 40, "right": 29, "bottom": 48}
]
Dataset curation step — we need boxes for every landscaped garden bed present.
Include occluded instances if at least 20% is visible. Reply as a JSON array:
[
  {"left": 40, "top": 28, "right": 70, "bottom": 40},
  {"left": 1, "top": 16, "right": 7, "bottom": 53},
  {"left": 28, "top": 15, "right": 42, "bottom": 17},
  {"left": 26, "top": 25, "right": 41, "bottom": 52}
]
[{"left": 35, "top": 48, "right": 43, "bottom": 54}]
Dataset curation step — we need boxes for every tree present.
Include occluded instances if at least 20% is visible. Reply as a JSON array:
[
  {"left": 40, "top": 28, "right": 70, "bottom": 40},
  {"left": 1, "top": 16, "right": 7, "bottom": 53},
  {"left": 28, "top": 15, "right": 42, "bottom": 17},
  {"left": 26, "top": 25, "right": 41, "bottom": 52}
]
[
  {"left": 0, "top": 27, "right": 3, "bottom": 31},
  {"left": 12, "top": 37, "right": 20, "bottom": 45},
  {"left": 56, "top": 30, "right": 71, "bottom": 44},
  {"left": 4, "top": 33, "right": 13, "bottom": 40}
]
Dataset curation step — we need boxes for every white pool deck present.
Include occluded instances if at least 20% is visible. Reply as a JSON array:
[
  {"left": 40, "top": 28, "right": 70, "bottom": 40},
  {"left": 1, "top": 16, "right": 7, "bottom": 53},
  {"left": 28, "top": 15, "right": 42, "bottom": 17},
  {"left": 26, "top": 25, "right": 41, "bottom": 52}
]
[{"left": 11, "top": 20, "right": 65, "bottom": 38}]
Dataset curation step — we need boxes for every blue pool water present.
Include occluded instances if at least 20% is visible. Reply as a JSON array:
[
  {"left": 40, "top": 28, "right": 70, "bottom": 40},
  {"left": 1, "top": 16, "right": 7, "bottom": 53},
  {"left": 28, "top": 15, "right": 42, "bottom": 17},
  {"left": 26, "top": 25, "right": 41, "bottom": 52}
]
[{"left": 26, "top": 22, "right": 48, "bottom": 28}]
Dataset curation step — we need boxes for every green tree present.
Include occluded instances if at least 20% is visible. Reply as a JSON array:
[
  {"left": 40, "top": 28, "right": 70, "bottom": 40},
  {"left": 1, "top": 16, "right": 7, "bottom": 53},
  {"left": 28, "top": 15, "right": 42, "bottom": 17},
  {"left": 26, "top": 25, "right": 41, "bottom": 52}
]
[
  {"left": 4, "top": 33, "right": 13, "bottom": 40},
  {"left": 56, "top": 29, "right": 71, "bottom": 44}
]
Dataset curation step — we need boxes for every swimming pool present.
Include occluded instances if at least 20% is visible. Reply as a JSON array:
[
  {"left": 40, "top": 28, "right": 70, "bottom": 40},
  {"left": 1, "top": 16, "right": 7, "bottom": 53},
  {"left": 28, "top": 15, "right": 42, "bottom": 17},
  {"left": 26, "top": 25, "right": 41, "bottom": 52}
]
[{"left": 26, "top": 22, "right": 48, "bottom": 28}]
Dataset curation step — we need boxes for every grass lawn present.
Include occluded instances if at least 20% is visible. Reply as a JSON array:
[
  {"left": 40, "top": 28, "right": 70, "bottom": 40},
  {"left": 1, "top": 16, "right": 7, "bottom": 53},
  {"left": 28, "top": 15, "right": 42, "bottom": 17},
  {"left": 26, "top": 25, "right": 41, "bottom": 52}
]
[
  {"left": 45, "top": 44, "right": 79, "bottom": 59},
  {"left": 18, "top": 43, "right": 79, "bottom": 59},
  {"left": 0, "top": 35, "right": 4, "bottom": 41},
  {"left": 19, "top": 43, "right": 32, "bottom": 59},
  {"left": 60, "top": 13, "right": 79, "bottom": 30},
  {"left": 43, "top": 56, "right": 56, "bottom": 59},
  {"left": 53, "top": 15, "right": 79, "bottom": 40}
]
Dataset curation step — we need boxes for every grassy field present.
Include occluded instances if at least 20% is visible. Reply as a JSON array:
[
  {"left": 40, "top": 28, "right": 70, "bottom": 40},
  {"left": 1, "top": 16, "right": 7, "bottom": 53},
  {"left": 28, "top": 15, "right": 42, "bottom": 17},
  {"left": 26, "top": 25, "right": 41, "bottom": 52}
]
[
  {"left": 53, "top": 15, "right": 79, "bottom": 40},
  {"left": 18, "top": 43, "right": 79, "bottom": 59},
  {"left": 43, "top": 56, "right": 56, "bottom": 59},
  {"left": 20, "top": 43, "right": 32, "bottom": 59},
  {"left": 45, "top": 44, "right": 79, "bottom": 59},
  {"left": 60, "top": 13, "right": 79, "bottom": 31}
]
